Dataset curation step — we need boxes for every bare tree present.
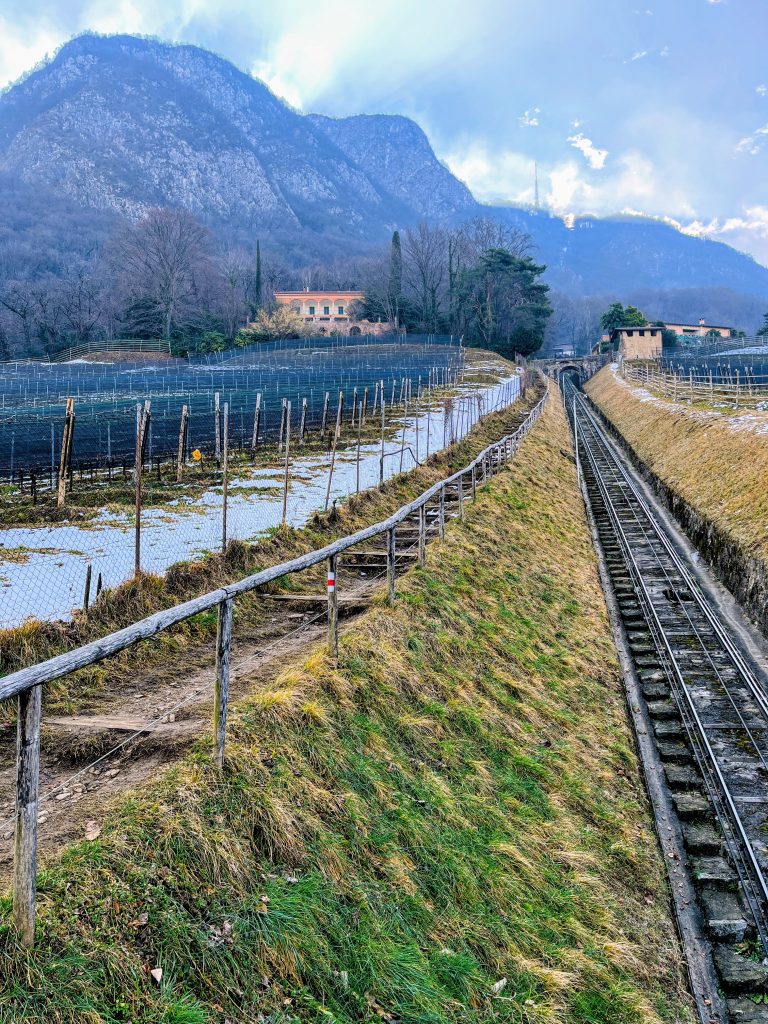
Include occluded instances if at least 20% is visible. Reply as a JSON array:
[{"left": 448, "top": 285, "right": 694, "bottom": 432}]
[
  {"left": 60, "top": 267, "right": 104, "bottom": 344},
  {"left": 403, "top": 223, "right": 447, "bottom": 332},
  {"left": 111, "top": 208, "right": 213, "bottom": 340},
  {"left": 218, "top": 247, "right": 249, "bottom": 339}
]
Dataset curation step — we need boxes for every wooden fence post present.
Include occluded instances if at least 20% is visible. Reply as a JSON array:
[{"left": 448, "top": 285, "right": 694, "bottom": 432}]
[
  {"left": 439, "top": 485, "right": 446, "bottom": 540},
  {"left": 387, "top": 527, "right": 397, "bottom": 605},
  {"left": 457, "top": 476, "right": 464, "bottom": 519},
  {"left": 379, "top": 396, "right": 386, "bottom": 487},
  {"left": 320, "top": 392, "right": 330, "bottom": 439},
  {"left": 334, "top": 390, "right": 344, "bottom": 443},
  {"left": 299, "top": 397, "right": 308, "bottom": 445},
  {"left": 327, "top": 553, "right": 338, "bottom": 662},
  {"left": 176, "top": 404, "right": 188, "bottom": 482},
  {"left": 83, "top": 564, "right": 92, "bottom": 615},
  {"left": 13, "top": 683, "right": 42, "bottom": 947},
  {"left": 57, "top": 398, "right": 75, "bottom": 508},
  {"left": 213, "top": 598, "right": 233, "bottom": 768},
  {"left": 251, "top": 393, "right": 262, "bottom": 457},
  {"left": 471, "top": 465, "right": 477, "bottom": 500}
]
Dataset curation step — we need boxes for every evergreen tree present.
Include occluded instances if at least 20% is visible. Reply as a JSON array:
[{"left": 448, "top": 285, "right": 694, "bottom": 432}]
[
  {"left": 758, "top": 312, "right": 768, "bottom": 337},
  {"left": 457, "top": 248, "right": 551, "bottom": 358},
  {"left": 388, "top": 230, "right": 402, "bottom": 323},
  {"left": 600, "top": 302, "right": 646, "bottom": 333}
]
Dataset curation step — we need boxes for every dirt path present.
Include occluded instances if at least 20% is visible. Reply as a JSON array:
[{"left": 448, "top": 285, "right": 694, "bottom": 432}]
[{"left": 0, "top": 571, "right": 384, "bottom": 880}]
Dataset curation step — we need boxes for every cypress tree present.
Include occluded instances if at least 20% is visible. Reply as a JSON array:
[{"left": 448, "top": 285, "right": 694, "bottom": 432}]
[
  {"left": 388, "top": 230, "right": 402, "bottom": 302},
  {"left": 254, "top": 239, "right": 263, "bottom": 315}
]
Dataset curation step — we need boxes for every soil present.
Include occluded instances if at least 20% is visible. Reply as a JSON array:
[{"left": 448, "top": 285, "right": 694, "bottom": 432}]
[{"left": 0, "top": 572, "right": 381, "bottom": 881}]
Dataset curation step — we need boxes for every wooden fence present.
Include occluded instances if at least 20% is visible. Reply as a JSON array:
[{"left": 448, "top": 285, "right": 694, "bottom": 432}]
[
  {"left": 621, "top": 361, "right": 768, "bottom": 408},
  {"left": 0, "top": 378, "right": 549, "bottom": 946}
]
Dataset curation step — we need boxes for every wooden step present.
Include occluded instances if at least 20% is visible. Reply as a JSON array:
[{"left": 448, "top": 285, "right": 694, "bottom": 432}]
[{"left": 44, "top": 715, "right": 200, "bottom": 736}]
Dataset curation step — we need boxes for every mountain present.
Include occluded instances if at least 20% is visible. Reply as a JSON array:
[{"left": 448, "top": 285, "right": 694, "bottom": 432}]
[
  {"left": 0, "top": 32, "right": 767, "bottom": 305},
  {"left": 307, "top": 113, "right": 476, "bottom": 220}
]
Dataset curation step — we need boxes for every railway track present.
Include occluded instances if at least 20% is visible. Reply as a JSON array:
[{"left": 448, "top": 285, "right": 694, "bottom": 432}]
[{"left": 563, "top": 375, "right": 768, "bottom": 1020}]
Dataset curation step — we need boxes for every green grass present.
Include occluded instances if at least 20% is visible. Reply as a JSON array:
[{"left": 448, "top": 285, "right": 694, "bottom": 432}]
[{"left": 0, "top": 387, "right": 693, "bottom": 1023}]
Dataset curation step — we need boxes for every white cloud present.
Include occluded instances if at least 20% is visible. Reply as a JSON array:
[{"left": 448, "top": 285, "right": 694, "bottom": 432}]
[
  {"left": 660, "top": 45, "right": 669, "bottom": 57},
  {"left": 0, "top": 17, "right": 62, "bottom": 88},
  {"left": 625, "top": 49, "right": 648, "bottom": 62},
  {"left": 736, "top": 123, "right": 768, "bottom": 155},
  {"left": 567, "top": 132, "right": 608, "bottom": 169},
  {"left": 757, "top": 84, "right": 768, "bottom": 96},
  {"left": 518, "top": 107, "right": 540, "bottom": 127}
]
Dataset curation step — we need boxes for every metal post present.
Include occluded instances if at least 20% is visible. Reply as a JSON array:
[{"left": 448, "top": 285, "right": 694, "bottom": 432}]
[
  {"left": 13, "top": 683, "right": 42, "bottom": 947},
  {"left": 134, "top": 401, "right": 150, "bottom": 578},
  {"left": 222, "top": 402, "right": 229, "bottom": 553},
  {"left": 418, "top": 504, "right": 426, "bottom": 567},
  {"left": 379, "top": 397, "right": 386, "bottom": 487},
  {"left": 214, "top": 392, "right": 221, "bottom": 465},
  {"left": 327, "top": 553, "right": 338, "bottom": 662},
  {"left": 387, "top": 527, "right": 396, "bottom": 605},
  {"left": 355, "top": 407, "right": 362, "bottom": 494},
  {"left": 213, "top": 598, "right": 233, "bottom": 768},
  {"left": 281, "top": 400, "right": 291, "bottom": 528}
]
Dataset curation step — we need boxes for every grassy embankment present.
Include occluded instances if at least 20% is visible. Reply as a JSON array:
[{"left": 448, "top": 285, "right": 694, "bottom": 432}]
[
  {"left": 586, "top": 365, "right": 768, "bottom": 629},
  {"left": 0, "top": 386, "right": 692, "bottom": 1023}
]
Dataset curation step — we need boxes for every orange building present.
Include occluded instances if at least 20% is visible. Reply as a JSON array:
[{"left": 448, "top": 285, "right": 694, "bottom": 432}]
[{"left": 273, "top": 290, "right": 394, "bottom": 335}]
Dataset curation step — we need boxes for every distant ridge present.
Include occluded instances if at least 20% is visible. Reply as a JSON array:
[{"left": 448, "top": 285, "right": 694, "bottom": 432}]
[{"left": 0, "top": 32, "right": 766, "bottom": 300}]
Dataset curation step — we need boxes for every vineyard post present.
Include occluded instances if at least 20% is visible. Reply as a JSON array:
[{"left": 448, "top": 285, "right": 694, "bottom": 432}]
[
  {"left": 56, "top": 398, "right": 74, "bottom": 508},
  {"left": 299, "top": 397, "right": 308, "bottom": 445},
  {"left": 320, "top": 391, "right": 330, "bottom": 439},
  {"left": 250, "top": 392, "right": 262, "bottom": 457},
  {"left": 176, "top": 404, "right": 188, "bottom": 482},
  {"left": 222, "top": 402, "right": 229, "bottom": 553},
  {"left": 82, "top": 564, "right": 92, "bottom": 615}
]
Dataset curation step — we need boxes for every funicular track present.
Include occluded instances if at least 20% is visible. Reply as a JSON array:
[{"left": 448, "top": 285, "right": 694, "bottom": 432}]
[{"left": 563, "top": 375, "right": 768, "bottom": 1020}]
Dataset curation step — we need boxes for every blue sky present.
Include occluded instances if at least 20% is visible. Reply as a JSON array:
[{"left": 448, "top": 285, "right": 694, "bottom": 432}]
[{"left": 1, "top": 0, "right": 768, "bottom": 263}]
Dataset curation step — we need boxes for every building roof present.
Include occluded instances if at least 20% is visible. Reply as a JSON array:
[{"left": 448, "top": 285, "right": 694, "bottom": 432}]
[{"left": 274, "top": 290, "right": 364, "bottom": 297}]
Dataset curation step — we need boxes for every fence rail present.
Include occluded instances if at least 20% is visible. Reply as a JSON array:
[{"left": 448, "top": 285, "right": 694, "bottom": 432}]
[
  {"left": 1, "top": 373, "right": 548, "bottom": 946},
  {"left": 621, "top": 361, "right": 768, "bottom": 408}
]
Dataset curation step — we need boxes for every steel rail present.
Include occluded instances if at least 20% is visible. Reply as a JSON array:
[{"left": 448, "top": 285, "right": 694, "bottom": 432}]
[{"left": 565, "top": 378, "right": 768, "bottom": 952}]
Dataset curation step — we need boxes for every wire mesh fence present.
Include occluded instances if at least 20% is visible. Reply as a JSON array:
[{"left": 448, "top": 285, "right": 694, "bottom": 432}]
[{"left": 0, "top": 335, "right": 522, "bottom": 629}]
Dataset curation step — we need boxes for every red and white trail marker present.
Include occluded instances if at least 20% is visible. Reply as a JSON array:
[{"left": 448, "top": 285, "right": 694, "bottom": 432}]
[{"left": 327, "top": 571, "right": 336, "bottom": 593}]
